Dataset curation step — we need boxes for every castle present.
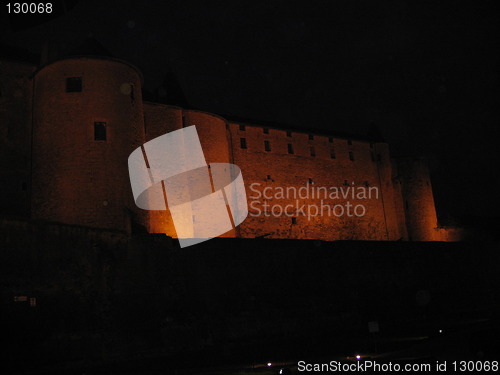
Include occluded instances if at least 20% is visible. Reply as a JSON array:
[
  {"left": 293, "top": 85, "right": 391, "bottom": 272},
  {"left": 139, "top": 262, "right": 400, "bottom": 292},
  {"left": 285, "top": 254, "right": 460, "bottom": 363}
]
[{"left": 0, "top": 47, "right": 462, "bottom": 242}]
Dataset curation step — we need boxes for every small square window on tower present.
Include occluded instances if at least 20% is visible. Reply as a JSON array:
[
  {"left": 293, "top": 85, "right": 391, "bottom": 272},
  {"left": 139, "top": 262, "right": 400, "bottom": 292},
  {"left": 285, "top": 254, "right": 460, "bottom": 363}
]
[
  {"left": 264, "top": 140, "right": 271, "bottom": 152},
  {"left": 292, "top": 217, "right": 297, "bottom": 225},
  {"left": 349, "top": 151, "right": 355, "bottom": 161},
  {"left": 240, "top": 137, "right": 247, "bottom": 149},
  {"left": 94, "top": 122, "right": 107, "bottom": 141},
  {"left": 286, "top": 131, "right": 292, "bottom": 137},
  {"left": 263, "top": 128, "right": 269, "bottom": 134},
  {"left": 287, "top": 143, "right": 294, "bottom": 154},
  {"left": 308, "top": 134, "right": 314, "bottom": 140},
  {"left": 66, "top": 77, "right": 82, "bottom": 92},
  {"left": 310, "top": 146, "right": 316, "bottom": 157},
  {"left": 239, "top": 124, "right": 245, "bottom": 131}
]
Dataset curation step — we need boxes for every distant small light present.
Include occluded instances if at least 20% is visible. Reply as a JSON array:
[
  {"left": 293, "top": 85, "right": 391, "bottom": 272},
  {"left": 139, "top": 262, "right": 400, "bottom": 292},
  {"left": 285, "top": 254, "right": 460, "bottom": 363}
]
[
  {"left": 279, "top": 370, "right": 283, "bottom": 374},
  {"left": 356, "top": 355, "right": 361, "bottom": 360},
  {"left": 267, "top": 362, "right": 272, "bottom": 367},
  {"left": 439, "top": 329, "right": 443, "bottom": 333}
]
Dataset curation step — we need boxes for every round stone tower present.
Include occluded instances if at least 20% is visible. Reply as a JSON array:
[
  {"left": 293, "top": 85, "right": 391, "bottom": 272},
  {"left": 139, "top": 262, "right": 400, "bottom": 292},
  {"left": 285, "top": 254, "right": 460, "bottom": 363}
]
[{"left": 31, "top": 56, "right": 146, "bottom": 232}]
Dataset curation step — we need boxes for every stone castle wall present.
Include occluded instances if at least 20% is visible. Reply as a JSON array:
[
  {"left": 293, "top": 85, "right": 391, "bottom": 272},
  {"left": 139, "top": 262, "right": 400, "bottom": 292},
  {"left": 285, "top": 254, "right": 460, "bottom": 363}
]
[{"left": 0, "top": 56, "right": 447, "bottom": 241}]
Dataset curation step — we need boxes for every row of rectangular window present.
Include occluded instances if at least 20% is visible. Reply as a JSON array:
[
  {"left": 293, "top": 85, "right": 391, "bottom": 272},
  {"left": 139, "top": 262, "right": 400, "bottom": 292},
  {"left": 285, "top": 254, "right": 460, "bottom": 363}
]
[
  {"left": 91, "top": 122, "right": 378, "bottom": 158},
  {"left": 239, "top": 128, "right": 378, "bottom": 153},
  {"left": 240, "top": 137, "right": 370, "bottom": 160},
  {"left": 243, "top": 139, "right": 315, "bottom": 156},
  {"left": 238, "top": 125, "right": 358, "bottom": 145},
  {"left": 266, "top": 175, "right": 371, "bottom": 187}
]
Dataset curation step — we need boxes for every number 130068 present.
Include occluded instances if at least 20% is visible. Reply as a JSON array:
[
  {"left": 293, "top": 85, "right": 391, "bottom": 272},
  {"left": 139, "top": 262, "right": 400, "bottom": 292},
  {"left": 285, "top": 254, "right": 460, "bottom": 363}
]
[{"left": 6, "top": 3, "right": 53, "bottom": 14}]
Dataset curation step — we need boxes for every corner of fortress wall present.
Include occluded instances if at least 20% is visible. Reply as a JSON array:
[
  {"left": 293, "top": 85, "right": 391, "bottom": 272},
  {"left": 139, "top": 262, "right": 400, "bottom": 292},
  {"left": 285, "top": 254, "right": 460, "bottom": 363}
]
[
  {"left": 371, "top": 142, "right": 407, "bottom": 241},
  {"left": 396, "top": 158, "right": 440, "bottom": 241},
  {"left": 390, "top": 158, "right": 409, "bottom": 241},
  {"left": 435, "top": 226, "right": 464, "bottom": 242}
]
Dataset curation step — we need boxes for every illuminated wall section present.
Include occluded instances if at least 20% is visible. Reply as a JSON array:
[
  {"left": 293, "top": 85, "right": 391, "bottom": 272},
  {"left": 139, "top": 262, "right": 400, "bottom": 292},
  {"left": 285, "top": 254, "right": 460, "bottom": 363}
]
[{"left": 227, "top": 122, "right": 404, "bottom": 240}]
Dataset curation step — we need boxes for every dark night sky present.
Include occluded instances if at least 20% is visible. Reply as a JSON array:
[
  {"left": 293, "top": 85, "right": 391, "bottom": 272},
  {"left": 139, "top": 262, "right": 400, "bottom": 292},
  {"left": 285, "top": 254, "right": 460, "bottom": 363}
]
[{"left": 1, "top": 0, "right": 499, "bottom": 221}]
